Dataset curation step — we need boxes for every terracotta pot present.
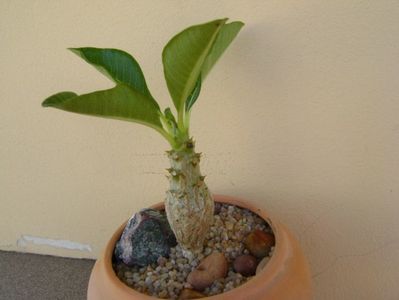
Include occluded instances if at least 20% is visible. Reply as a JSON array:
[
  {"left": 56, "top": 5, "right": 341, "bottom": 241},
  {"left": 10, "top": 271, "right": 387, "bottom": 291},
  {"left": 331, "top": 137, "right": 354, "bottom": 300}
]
[{"left": 87, "top": 195, "right": 312, "bottom": 299}]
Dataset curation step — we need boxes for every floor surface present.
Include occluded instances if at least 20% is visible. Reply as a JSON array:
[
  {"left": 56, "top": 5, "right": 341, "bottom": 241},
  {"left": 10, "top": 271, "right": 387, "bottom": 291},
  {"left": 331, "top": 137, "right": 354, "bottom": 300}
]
[{"left": 0, "top": 251, "right": 95, "bottom": 300}]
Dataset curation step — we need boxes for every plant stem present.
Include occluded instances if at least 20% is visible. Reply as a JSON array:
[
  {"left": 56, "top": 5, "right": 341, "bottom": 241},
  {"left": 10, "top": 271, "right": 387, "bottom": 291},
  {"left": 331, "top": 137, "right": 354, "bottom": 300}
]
[{"left": 165, "top": 139, "right": 214, "bottom": 257}]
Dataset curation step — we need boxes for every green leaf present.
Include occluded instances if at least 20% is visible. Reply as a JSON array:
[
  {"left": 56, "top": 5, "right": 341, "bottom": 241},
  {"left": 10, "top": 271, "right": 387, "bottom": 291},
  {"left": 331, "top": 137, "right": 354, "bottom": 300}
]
[
  {"left": 162, "top": 19, "right": 227, "bottom": 112},
  {"left": 201, "top": 21, "right": 244, "bottom": 79},
  {"left": 42, "top": 84, "right": 163, "bottom": 130},
  {"left": 164, "top": 107, "right": 177, "bottom": 125},
  {"left": 163, "top": 107, "right": 178, "bottom": 136},
  {"left": 69, "top": 47, "right": 156, "bottom": 104},
  {"left": 185, "top": 76, "right": 201, "bottom": 111},
  {"left": 42, "top": 91, "right": 78, "bottom": 104}
]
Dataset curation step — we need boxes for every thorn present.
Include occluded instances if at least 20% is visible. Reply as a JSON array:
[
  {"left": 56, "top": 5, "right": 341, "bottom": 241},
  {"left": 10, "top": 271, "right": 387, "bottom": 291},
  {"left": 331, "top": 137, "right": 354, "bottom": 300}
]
[
  {"left": 190, "top": 153, "right": 201, "bottom": 166},
  {"left": 186, "top": 139, "right": 195, "bottom": 149},
  {"left": 171, "top": 170, "right": 178, "bottom": 176},
  {"left": 167, "top": 168, "right": 185, "bottom": 180},
  {"left": 196, "top": 176, "right": 205, "bottom": 187}
]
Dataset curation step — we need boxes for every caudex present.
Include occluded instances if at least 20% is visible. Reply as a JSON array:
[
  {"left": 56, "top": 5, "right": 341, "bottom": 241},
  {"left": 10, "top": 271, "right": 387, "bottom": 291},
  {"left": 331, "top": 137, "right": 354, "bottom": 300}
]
[{"left": 42, "top": 18, "right": 244, "bottom": 257}]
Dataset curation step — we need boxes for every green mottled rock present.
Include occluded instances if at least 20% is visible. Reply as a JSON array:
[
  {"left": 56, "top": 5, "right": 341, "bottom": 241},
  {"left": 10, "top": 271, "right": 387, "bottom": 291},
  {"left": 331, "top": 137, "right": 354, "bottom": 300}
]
[{"left": 114, "top": 209, "right": 177, "bottom": 267}]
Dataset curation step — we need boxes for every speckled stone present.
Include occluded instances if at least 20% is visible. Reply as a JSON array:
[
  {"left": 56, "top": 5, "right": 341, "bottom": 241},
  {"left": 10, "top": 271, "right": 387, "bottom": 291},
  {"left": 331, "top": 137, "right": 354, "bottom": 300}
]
[{"left": 114, "top": 209, "right": 177, "bottom": 266}]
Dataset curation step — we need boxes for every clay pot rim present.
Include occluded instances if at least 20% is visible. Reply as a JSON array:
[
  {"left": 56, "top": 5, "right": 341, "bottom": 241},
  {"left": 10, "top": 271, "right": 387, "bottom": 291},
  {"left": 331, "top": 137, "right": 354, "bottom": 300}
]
[{"left": 101, "top": 194, "right": 286, "bottom": 299}]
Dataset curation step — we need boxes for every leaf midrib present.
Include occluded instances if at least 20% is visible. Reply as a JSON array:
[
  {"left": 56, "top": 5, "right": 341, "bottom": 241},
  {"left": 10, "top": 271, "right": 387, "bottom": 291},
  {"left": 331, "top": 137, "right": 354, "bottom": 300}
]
[{"left": 179, "top": 20, "right": 226, "bottom": 111}]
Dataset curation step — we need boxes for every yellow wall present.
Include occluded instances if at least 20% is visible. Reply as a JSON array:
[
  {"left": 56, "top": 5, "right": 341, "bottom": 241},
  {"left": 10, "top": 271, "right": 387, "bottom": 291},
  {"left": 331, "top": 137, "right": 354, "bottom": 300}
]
[{"left": 1, "top": 1, "right": 398, "bottom": 299}]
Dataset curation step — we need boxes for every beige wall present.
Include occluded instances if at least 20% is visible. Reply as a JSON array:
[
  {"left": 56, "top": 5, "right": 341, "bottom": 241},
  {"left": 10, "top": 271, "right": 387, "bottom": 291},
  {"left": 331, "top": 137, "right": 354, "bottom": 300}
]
[{"left": 1, "top": 1, "right": 398, "bottom": 299}]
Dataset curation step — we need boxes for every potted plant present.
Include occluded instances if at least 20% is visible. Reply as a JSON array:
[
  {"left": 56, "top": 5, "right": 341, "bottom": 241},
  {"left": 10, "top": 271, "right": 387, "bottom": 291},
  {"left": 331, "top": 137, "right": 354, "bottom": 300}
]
[{"left": 42, "top": 18, "right": 312, "bottom": 299}]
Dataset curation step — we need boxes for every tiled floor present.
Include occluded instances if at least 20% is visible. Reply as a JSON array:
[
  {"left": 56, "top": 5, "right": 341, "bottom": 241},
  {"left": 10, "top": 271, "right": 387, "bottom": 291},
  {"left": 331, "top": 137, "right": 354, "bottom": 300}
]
[{"left": 0, "top": 251, "right": 94, "bottom": 300}]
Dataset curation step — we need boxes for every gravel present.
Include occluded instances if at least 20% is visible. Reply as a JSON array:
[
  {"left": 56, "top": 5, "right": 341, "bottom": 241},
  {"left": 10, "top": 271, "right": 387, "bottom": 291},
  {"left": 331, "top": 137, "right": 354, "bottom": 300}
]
[{"left": 113, "top": 203, "right": 273, "bottom": 299}]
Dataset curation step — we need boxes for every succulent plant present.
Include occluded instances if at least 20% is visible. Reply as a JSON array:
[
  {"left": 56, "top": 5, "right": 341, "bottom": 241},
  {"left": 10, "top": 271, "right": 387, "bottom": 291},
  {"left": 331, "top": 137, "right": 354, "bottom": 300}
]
[{"left": 42, "top": 18, "right": 244, "bottom": 256}]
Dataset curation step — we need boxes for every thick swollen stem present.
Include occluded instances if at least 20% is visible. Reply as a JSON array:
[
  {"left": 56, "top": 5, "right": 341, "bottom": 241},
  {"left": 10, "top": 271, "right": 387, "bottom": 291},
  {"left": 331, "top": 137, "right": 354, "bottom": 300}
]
[{"left": 165, "top": 141, "right": 214, "bottom": 258}]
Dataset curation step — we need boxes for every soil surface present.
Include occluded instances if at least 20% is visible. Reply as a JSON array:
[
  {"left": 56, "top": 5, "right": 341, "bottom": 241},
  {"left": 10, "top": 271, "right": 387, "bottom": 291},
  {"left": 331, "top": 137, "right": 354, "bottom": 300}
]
[{"left": 113, "top": 203, "right": 274, "bottom": 299}]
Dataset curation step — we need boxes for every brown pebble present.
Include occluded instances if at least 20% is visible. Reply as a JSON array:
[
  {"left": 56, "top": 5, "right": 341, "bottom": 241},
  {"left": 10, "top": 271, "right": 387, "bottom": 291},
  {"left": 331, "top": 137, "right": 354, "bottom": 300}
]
[
  {"left": 187, "top": 252, "right": 228, "bottom": 291},
  {"left": 245, "top": 230, "right": 275, "bottom": 258},
  {"left": 178, "top": 288, "right": 206, "bottom": 299},
  {"left": 233, "top": 254, "right": 258, "bottom": 276}
]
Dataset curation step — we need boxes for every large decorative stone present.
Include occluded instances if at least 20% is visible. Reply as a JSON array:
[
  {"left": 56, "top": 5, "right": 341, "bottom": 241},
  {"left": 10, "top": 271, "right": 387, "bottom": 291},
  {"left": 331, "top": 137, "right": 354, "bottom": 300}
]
[
  {"left": 114, "top": 208, "right": 176, "bottom": 267},
  {"left": 187, "top": 252, "right": 228, "bottom": 291},
  {"left": 244, "top": 230, "right": 275, "bottom": 258},
  {"left": 233, "top": 254, "right": 258, "bottom": 276}
]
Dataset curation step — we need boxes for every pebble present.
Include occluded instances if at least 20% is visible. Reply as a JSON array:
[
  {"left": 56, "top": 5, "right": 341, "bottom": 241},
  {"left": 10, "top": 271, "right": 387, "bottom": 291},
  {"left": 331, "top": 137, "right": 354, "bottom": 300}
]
[
  {"left": 178, "top": 288, "right": 206, "bottom": 299},
  {"left": 244, "top": 230, "right": 275, "bottom": 258},
  {"left": 158, "top": 289, "right": 168, "bottom": 298},
  {"left": 124, "top": 271, "right": 133, "bottom": 278},
  {"left": 233, "top": 255, "right": 258, "bottom": 276},
  {"left": 114, "top": 208, "right": 177, "bottom": 266},
  {"left": 187, "top": 252, "right": 228, "bottom": 290},
  {"left": 157, "top": 256, "right": 167, "bottom": 267},
  {"left": 114, "top": 203, "right": 273, "bottom": 299},
  {"left": 225, "top": 221, "right": 234, "bottom": 230}
]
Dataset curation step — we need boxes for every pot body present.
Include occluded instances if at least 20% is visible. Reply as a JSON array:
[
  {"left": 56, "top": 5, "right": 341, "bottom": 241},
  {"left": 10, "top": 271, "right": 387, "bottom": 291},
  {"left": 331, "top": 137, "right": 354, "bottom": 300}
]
[{"left": 87, "top": 195, "right": 312, "bottom": 300}]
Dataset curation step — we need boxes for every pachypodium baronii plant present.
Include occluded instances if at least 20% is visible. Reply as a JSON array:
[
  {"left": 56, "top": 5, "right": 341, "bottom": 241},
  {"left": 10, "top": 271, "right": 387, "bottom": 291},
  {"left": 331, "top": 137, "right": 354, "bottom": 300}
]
[{"left": 42, "top": 18, "right": 244, "bottom": 256}]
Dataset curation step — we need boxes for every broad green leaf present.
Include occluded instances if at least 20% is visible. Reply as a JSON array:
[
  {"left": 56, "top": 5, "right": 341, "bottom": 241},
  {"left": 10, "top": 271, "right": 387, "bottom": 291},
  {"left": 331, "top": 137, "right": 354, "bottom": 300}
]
[
  {"left": 184, "top": 22, "right": 243, "bottom": 112},
  {"left": 42, "top": 84, "right": 162, "bottom": 129},
  {"left": 69, "top": 48, "right": 156, "bottom": 104},
  {"left": 185, "top": 76, "right": 201, "bottom": 111},
  {"left": 162, "top": 19, "right": 227, "bottom": 112},
  {"left": 201, "top": 21, "right": 244, "bottom": 79}
]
